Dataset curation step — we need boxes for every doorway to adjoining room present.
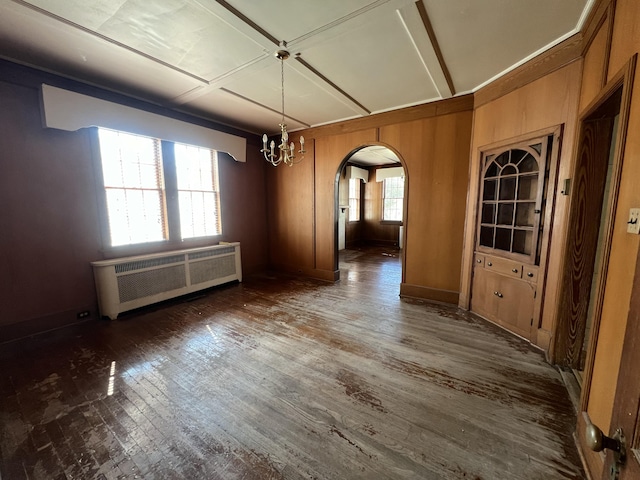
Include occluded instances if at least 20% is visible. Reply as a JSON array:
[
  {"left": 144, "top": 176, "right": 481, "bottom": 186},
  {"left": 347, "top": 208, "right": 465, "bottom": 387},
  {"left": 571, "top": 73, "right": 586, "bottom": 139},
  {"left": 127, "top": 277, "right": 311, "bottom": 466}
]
[{"left": 336, "top": 145, "right": 406, "bottom": 296}]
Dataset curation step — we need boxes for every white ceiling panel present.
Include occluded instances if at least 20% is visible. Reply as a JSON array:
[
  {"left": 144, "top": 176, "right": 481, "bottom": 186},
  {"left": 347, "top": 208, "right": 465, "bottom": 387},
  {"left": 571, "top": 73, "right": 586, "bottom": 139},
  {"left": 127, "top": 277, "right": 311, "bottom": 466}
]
[
  {"left": 183, "top": 87, "right": 310, "bottom": 135},
  {"left": 0, "top": 1, "right": 204, "bottom": 101},
  {"left": 422, "top": 0, "right": 588, "bottom": 93},
  {"left": 299, "top": 7, "right": 440, "bottom": 113},
  {"left": 23, "top": 0, "right": 269, "bottom": 81},
  {"left": 224, "top": 0, "right": 383, "bottom": 44},
  {"left": 0, "top": 0, "right": 594, "bottom": 135},
  {"left": 227, "top": 61, "right": 362, "bottom": 129}
]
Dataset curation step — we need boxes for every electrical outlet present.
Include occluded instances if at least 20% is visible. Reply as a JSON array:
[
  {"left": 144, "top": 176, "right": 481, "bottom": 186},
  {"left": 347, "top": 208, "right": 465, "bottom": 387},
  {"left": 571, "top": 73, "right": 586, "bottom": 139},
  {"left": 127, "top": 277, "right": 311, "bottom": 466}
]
[
  {"left": 77, "top": 310, "right": 90, "bottom": 319},
  {"left": 627, "top": 208, "right": 640, "bottom": 234}
]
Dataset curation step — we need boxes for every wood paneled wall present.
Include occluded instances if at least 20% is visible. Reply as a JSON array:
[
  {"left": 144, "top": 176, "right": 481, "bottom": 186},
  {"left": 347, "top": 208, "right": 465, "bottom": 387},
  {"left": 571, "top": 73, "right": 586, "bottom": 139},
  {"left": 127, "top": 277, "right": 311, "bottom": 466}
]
[
  {"left": 382, "top": 114, "right": 472, "bottom": 303},
  {"left": 266, "top": 140, "right": 316, "bottom": 275},
  {"left": 0, "top": 62, "right": 269, "bottom": 341},
  {"left": 267, "top": 103, "right": 473, "bottom": 302},
  {"left": 585, "top": 0, "right": 640, "bottom": 448}
]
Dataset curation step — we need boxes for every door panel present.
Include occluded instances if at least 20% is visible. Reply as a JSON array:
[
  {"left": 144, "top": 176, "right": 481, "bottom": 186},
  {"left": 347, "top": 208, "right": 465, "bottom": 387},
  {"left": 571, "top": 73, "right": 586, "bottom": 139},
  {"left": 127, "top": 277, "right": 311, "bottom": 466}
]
[
  {"left": 555, "top": 118, "right": 613, "bottom": 367},
  {"left": 470, "top": 266, "right": 500, "bottom": 321},
  {"left": 496, "top": 276, "right": 535, "bottom": 339},
  {"left": 607, "top": 245, "right": 640, "bottom": 479}
]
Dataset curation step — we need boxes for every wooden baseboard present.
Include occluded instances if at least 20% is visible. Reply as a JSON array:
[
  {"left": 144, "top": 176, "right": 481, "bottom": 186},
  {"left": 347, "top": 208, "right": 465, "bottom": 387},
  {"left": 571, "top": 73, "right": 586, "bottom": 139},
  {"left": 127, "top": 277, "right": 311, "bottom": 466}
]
[
  {"left": 271, "top": 263, "right": 339, "bottom": 282},
  {"left": 536, "top": 328, "right": 552, "bottom": 355},
  {"left": 400, "top": 283, "right": 459, "bottom": 304},
  {"left": 0, "top": 307, "right": 98, "bottom": 344}
]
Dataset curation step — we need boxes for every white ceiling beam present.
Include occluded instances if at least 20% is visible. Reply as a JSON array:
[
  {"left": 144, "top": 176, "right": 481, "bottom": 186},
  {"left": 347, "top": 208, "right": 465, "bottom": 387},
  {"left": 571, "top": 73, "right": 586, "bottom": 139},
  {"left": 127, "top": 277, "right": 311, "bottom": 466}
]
[
  {"left": 397, "top": 1, "right": 454, "bottom": 98},
  {"left": 292, "top": 56, "right": 371, "bottom": 117},
  {"left": 170, "top": 55, "right": 273, "bottom": 105}
]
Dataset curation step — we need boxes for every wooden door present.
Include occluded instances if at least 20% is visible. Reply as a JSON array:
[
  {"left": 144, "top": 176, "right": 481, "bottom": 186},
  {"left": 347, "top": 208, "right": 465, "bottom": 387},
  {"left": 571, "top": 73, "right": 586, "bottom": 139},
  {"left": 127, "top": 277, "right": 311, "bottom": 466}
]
[
  {"left": 555, "top": 117, "right": 613, "bottom": 367},
  {"left": 605, "top": 245, "right": 640, "bottom": 479}
]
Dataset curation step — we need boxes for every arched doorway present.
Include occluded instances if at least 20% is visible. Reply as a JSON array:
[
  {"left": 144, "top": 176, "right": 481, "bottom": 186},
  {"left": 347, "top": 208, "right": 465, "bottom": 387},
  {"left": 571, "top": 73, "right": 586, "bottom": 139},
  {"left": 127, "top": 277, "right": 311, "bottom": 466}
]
[{"left": 334, "top": 145, "right": 408, "bottom": 291}]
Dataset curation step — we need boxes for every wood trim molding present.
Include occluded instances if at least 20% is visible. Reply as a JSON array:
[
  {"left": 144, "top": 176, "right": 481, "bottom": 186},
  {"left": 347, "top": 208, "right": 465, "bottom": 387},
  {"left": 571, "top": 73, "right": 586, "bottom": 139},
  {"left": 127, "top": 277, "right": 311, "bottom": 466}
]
[
  {"left": 295, "top": 56, "right": 370, "bottom": 115},
  {"left": 301, "top": 95, "right": 474, "bottom": 140},
  {"left": 214, "top": 0, "right": 279, "bottom": 46},
  {"left": 474, "top": 34, "right": 583, "bottom": 108},
  {"left": 581, "top": 0, "right": 614, "bottom": 55},
  {"left": 400, "top": 283, "right": 459, "bottom": 305},
  {"left": 0, "top": 308, "right": 98, "bottom": 344},
  {"left": 415, "top": 0, "right": 456, "bottom": 96},
  {"left": 602, "top": 1, "right": 617, "bottom": 86}
]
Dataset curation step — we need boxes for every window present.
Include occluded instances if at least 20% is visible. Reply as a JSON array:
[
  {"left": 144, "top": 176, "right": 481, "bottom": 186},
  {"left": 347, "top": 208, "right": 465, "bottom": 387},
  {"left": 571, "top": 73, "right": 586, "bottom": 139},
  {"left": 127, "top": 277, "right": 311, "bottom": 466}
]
[
  {"left": 175, "top": 144, "right": 221, "bottom": 239},
  {"left": 382, "top": 176, "right": 404, "bottom": 221},
  {"left": 348, "top": 178, "right": 361, "bottom": 221},
  {"left": 97, "top": 128, "right": 222, "bottom": 247},
  {"left": 97, "top": 128, "right": 166, "bottom": 246}
]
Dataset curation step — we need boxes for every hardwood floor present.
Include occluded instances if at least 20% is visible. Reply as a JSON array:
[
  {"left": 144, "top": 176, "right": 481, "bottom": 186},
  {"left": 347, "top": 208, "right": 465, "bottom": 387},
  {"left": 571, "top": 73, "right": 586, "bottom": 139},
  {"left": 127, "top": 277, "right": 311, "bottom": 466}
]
[{"left": 0, "top": 246, "right": 584, "bottom": 479}]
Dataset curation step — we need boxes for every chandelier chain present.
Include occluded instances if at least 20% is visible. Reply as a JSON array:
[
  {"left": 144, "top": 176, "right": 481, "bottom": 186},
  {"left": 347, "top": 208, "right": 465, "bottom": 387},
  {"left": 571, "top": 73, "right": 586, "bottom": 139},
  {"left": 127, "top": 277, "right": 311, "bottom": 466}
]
[{"left": 281, "top": 58, "right": 285, "bottom": 125}]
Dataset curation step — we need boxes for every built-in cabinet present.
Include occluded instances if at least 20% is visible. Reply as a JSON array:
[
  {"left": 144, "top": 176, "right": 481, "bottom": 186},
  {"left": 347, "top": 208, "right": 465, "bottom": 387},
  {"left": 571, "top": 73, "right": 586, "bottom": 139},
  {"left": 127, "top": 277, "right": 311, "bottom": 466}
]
[
  {"left": 470, "top": 133, "right": 557, "bottom": 341},
  {"left": 471, "top": 253, "right": 539, "bottom": 339}
]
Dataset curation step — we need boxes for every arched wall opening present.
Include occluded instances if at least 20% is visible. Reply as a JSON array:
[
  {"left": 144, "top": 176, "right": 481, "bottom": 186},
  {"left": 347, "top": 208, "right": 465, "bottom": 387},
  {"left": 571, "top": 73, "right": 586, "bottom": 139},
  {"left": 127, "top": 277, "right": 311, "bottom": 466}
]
[{"left": 333, "top": 143, "right": 408, "bottom": 286}]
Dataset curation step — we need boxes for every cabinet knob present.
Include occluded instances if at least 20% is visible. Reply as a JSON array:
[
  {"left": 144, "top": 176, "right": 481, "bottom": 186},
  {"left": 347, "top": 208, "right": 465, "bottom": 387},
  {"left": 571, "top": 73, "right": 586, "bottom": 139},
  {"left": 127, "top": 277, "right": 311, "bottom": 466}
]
[
  {"left": 487, "top": 262, "right": 492, "bottom": 267},
  {"left": 527, "top": 272, "right": 534, "bottom": 278},
  {"left": 493, "top": 291, "right": 503, "bottom": 298},
  {"left": 512, "top": 268, "right": 518, "bottom": 273},
  {"left": 477, "top": 259, "right": 482, "bottom": 263}
]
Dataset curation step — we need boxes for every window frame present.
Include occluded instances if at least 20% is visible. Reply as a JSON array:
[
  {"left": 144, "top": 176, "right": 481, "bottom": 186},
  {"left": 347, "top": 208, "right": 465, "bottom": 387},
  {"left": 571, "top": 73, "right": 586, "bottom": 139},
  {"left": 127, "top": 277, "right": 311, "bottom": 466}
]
[
  {"left": 96, "top": 128, "right": 168, "bottom": 247},
  {"left": 348, "top": 177, "right": 361, "bottom": 222},
  {"left": 381, "top": 176, "right": 405, "bottom": 224},
  {"left": 174, "top": 143, "right": 222, "bottom": 240},
  {"left": 91, "top": 127, "right": 224, "bottom": 256}
]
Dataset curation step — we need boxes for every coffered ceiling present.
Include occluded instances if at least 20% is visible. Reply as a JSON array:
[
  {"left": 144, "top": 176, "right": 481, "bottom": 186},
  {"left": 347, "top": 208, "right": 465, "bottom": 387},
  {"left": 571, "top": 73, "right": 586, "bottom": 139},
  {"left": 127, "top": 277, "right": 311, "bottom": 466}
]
[{"left": 0, "top": 0, "right": 592, "bottom": 136}]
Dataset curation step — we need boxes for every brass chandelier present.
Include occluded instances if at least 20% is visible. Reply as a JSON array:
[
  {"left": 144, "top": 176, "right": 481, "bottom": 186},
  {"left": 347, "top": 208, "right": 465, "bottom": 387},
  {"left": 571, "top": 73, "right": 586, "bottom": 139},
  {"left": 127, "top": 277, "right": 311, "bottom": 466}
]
[{"left": 261, "top": 49, "right": 305, "bottom": 167}]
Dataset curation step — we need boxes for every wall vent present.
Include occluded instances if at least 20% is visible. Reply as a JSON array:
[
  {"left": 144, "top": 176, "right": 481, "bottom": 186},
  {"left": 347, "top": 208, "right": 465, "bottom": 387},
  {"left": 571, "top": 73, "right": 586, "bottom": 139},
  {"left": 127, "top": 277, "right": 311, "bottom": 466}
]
[{"left": 92, "top": 243, "right": 242, "bottom": 319}]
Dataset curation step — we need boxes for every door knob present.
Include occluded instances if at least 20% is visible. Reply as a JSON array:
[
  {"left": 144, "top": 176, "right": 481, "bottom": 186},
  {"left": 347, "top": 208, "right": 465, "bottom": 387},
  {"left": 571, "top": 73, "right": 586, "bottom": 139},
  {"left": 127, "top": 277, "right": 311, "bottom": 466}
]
[
  {"left": 586, "top": 424, "right": 626, "bottom": 479},
  {"left": 586, "top": 423, "right": 622, "bottom": 453}
]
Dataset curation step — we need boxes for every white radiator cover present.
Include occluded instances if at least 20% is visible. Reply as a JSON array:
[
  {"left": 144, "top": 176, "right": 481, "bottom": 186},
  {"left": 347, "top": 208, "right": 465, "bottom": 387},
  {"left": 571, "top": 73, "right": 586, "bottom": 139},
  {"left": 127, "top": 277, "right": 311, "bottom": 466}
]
[{"left": 91, "top": 242, "right": 242, "bottom": 320}]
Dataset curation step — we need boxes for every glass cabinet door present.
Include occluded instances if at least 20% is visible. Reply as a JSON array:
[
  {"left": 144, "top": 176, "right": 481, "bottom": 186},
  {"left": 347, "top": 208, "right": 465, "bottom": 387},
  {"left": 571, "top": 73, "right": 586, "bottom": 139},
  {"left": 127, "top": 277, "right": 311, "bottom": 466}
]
[{"left": 477, "top": 137, "right": 550, "bottom": 264}]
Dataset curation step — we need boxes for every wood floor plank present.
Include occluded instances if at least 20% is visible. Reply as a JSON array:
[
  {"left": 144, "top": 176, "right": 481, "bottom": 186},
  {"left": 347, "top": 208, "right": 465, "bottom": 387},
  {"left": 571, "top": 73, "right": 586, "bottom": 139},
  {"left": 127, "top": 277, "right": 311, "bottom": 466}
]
[{"left": 0, "top": 246, "right": 584, "bottom": 479}]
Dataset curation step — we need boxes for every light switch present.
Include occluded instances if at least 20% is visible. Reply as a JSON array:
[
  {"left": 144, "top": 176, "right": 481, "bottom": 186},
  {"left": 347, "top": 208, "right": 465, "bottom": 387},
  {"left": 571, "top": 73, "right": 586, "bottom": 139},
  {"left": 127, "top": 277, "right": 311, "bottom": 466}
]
[{"left": 628, "top": 208, "right": 640, "bottom": 234}]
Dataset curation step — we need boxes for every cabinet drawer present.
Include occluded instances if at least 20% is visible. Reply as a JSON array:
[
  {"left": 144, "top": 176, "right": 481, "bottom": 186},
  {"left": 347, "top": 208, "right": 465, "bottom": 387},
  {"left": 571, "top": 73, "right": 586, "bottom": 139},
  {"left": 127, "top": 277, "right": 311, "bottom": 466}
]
[
  {"left": 523, "top": 265, "right": 539, "bottom": 283},
  {"left": 484, "top": 256, "right": 522, "bottom": 278}
]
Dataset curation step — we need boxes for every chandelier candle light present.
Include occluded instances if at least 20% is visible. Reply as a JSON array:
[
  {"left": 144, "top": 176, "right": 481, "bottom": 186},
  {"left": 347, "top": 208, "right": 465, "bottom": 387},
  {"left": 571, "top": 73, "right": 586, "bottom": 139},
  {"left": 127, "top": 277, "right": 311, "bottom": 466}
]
[{"left": 261, "top": 49, "right": 305, "bottom": 166}]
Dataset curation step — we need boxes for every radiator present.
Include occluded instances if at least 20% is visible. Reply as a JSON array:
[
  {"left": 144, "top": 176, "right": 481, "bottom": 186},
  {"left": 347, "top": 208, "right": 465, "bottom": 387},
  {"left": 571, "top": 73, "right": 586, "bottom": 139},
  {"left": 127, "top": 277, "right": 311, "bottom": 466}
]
[{"left": 91, "top": 242, "right": 242, "bottom": 320}]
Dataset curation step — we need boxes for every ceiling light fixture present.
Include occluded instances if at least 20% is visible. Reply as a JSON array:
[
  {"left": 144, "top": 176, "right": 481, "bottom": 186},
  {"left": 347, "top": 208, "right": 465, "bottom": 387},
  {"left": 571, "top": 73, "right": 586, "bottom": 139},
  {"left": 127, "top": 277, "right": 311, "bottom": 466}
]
[{"left": 261, "top": 49, "right": 305, "bottom": 167}]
